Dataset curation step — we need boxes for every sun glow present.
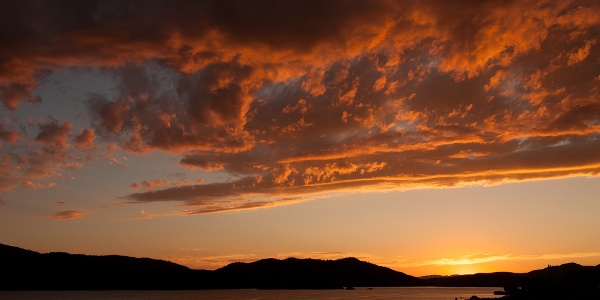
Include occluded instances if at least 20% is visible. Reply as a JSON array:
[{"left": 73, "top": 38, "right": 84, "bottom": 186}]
[{"left": 451, "top": 265, "right": 482, "bottom": 275}]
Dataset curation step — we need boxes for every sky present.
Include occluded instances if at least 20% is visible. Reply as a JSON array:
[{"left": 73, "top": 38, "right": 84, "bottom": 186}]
[{"left": 0, "top": 0, "right": 599, "bottom": 277}]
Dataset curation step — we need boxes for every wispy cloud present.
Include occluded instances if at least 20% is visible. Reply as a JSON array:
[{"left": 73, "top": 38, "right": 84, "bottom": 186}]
[
  {"left": 125, "top": 210, "right": 187, "bottom": 221},
  {"left": 47, "top": 210, "right": 89, "bottom": 220},
  {"left": 180, "top": 247, "right": 208, "bottom": 251},
  {"left": 130, "top": 178, "right": 205, "bottom": 191}
]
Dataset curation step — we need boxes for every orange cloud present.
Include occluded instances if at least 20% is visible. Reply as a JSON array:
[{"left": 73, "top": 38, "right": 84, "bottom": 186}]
[
  {"left": 567, "top": 39, "right": 596, "bottom": 65},
  {"left": 139, "top": 179, "right": 170, "bottom": 190}
]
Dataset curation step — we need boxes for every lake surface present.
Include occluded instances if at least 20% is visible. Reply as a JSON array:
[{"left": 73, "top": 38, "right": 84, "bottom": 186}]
[{"left": 1, "top": 287, "right": 502, "bottom": 300}]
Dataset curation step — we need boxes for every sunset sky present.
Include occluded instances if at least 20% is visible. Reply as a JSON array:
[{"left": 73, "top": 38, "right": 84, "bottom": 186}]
[{"left": 1, "top": 0, "right": 599, "bottom": 277}]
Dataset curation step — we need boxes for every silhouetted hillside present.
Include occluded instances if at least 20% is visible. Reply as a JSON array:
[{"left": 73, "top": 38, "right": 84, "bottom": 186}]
[
  {"left": 424, "top": 263, "right": 600, "bottom": 287},
  {"left": 424, "top": 263, "right": 600, "bottom": 299},
  {"left": 0, "top": 243, "right": 210, "bottom": 290},
  {"left": 0, "top": 243, "right": 420, "bottom": 290},
  {"left": 213, "top": 257, "right": 422, "bottom": 289},
  {"left": 2, "top": 243, "right": 599, "bottom": 296}
]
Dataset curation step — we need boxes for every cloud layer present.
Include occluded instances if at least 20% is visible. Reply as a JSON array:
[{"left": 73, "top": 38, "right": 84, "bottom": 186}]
[{"left": 1, "top": 0, "right": 599, "bottom": 213}]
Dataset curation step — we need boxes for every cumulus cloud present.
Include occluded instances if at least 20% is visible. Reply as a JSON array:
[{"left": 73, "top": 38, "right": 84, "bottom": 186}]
[
  {"left": 0, "top": 116, "right": 95, "bottom": 191},
  {"left": 74, "top": 128, "right": 96, "bottom": 150},
  {"left": 0, "top": 148, "right": 68, "bottom": 191},
  {"left": 47, "top": 210, "right": 89, "bottom": 220},
  {"left": 1, "top": 0, "right": 599, "bottom": 212},
  {"left": 35, "top": 120, "right": 73, "bottom": 151},
  {"left": 132, "top": 179, "right": 169, "bottom": 190}
]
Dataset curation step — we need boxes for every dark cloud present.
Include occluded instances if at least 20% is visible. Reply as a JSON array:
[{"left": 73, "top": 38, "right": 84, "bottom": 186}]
[
  {"left": 35, "top": 119, "right": 73, "bottom": 151},
  {"left": 0, "top": 0, "right": 397, "bottom": 108},
  {"left": 179, "top": 156, "right": 224, "bottom": 171}
]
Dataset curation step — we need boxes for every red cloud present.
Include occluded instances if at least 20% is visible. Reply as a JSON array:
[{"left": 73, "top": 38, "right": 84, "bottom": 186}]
[
  {"left": 74, "top": 128, "right": 95, "bottom": 150},
  {"left": 0, "top": 126, "right": 20, "bottom": 143},
  {"left": 0, "top": 82, "right": 40, "bottom": 110}
]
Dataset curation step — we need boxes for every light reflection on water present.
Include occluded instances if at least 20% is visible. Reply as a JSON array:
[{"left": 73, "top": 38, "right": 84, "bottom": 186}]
[{"left": 0, "top": 287, "right": 502, "bottom": 300}]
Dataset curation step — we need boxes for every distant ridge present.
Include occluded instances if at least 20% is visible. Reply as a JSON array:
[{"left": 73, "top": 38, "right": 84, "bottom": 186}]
[
  {"left": 422, "top": 263, "right": 600, "bottom": 299},
  {"left": 422, "top": 263, "right": 600, "bottom": 288},
  {"left": 213, "top": 256, "right": 423, "bottom": 289},
  {"left": 0, "top": 243, "right": 206, "bottom": 290},
  {"left": 2, "top": 243, "right": 599, "bottom": 297},
  {"left": 0, "top": 243, "right": 420, "bottom": 290}
]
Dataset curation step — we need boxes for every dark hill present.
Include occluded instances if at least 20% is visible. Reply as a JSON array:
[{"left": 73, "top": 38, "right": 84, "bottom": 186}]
[
  {"left": 213, "top": 256, "right": 422, "bottom": 289},
  {"left": 423, "top": 263, "right": 600, "bottom": 287},
  {"left": 0, "top": 243, "right": 421, "bottom": 290},
  {"left": 3, "top": 242, "right": 599, "bottom": 296},
  {"left": 0, "top": 243, "right": 209, "bottom": 290}
]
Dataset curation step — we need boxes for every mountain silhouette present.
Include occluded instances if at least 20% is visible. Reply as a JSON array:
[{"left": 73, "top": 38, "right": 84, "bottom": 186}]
[
  {"left": 0, "top": 243, "right": 209, "bottom": 290},
  {"left": 0, "top": 244, "right": 419, "bottom": 290},
  {"left": 213, "top": 257, "right": 422, "bottom": 289},
  {"left": 423, "top": 263, "right": 600, "bottom": 287},
  {"left": 423, "top": 263, "right": 600, "bottom": 299},
  {"left": 2, "top": 243, "right": 599, "bottom": 297}
]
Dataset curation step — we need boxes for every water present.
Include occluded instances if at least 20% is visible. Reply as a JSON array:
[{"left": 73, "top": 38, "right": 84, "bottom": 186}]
[{"left": 0, "top": 287, "right": 501, "bottom": 300}]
